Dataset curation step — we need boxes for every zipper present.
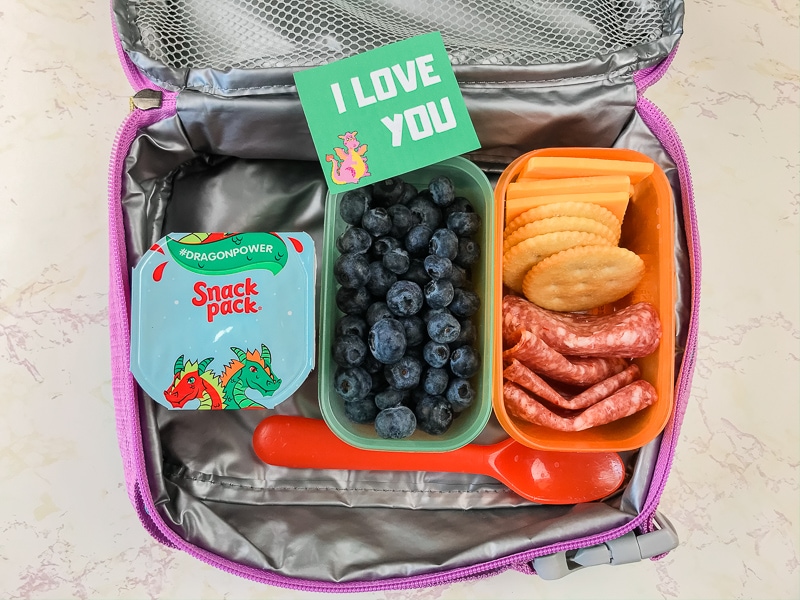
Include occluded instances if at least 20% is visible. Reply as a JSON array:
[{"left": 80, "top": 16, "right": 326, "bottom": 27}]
[
  {"left": 107, "top": 90, "right": 177, "bottom": 534},
  {"left": 130, "top": 89, "right": 164, "bottom": 111},
  {"left": 628, "top": 94, "right": 701, "bottom": 543},
  {"left": 106, "top": 0, "right": 176, "bottom": 501}
]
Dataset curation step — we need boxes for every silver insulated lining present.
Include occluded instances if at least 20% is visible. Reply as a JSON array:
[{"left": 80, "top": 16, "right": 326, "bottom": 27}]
[
  {"left": 132, "top": 0, "right": 669, "bottom": 70},
  {"left": 114, "top": 0, "right": 687, "bottom": 586}
]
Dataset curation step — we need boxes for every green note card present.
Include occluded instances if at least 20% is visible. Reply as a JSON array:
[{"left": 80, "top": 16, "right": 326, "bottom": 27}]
[{"left": 294, "top": 32, "right": 480, "bottom": 193}]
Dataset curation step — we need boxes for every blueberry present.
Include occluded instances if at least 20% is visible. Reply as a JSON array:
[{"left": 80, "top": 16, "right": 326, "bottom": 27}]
[
  {"left": 344, "top": 395, "right": 379, "bottom": 424},
  {"left": 371, "top": 236, "right": 400, "bottom": 258},
  {"left": 422, "top": 367, "right": 449, "bottom": 396},
  {"left": 452, "top": 319, "right": 477, "bottom": 349},
  {"left": 400, "top": 315, "right": 426, "bottom": 347},
  {"left": 428, "top": 176, "right": 455, "bottom": 207},
  {"left": 361, "top": 351, "right": 383, "bottom": 374},
  {"left": 423, "top": 340, "right": 451, "bottom": 368},
  {"left": 414, "top": 394, "right": 453, "bottom": 435},
  {"left": 449, "top": 288, "right": 481, "bottom": 318},
  {"left": 365, "top": 261, "right": 397, "bottom": 297},
  {"left": 384, "top": 355, "right": 422, "bottom": 390},
  {"left": 368, "top": 318, "right": 407, "bottom": 364},
  {"left": 336, "top": 227, "right": 372, "bottom": 254},
  {"left": 443, "top": 195, "right": 475, "bottom": 216},
  {"left": 429, "top": 228, "right": 459, "bottom": 260},
  {"left": 335, "top": 314, "right": 367, "bottom": 338},
  {"left": 405, "top": 224, "right": 433, "bottom": 257},
  {"left": 374, "top": 405, "right": 417, "bottom": 439},
  {"left": 336, "top": 286, "right": 372, "bottom": 315},
  {"left": 449, "top": 345, "right": 481, "bottom": 379},
  {"left": 404, "top": 343, "right": 424, "bottom": 362},
  {"left": 362, "top": 207, "right": 392, "bottom": 237},
  {"left": 332, "top": 334, "right": 367, "bottom": 368},
  {"left": 366, "top": 301, "right": 393, "bottom": 326},
  {"left": 386, "top": 280, "right": 424, "bottom": 317},
  {"left": 446, "top": 211, "right": 481, "bottom": 237},
  {"left": 369, "top": 369, "right": 388, "bottom": 394},
  {"left": 372, "top": 177, "right": 405, "bottom": 206},
  {"left": 334, "top": 367, "right": 372, "bottom": 401},
  {"left": 334, "top": 253, "right": 370, "bottom": 288},
  {"left": 374, "top": 388, "right": 408, "bottom": 410},
  {"left": 454, "top": 237, "right": 481, "bottom": 268},
  {"left": 402, "top": 259, "right": 431, "bottom": 288},
  {"left": 387, "top": 204, "right": 414, "bottom": 238},
  {"left": 398, "top": 182, "right": 419, "bottom": 206},
  {"left": 339, "top": 188, "right": 371, "bottom": 225},
  {"left": 427, "top": 310, "right": 461, "bottom": 344},
  {"left": 445, "top": 378, "right": 476, "bottom": 413},
  {"left": 424, "top": 278, "right": 455, "bottom": 309},
  {"left": 407, "top": 195, "right": 442, "bottom": 229},
  {"left": 423, "top": 255, "right": 453, "bottom": 280},
  {"left": 382, "top": 247, "right": 410, "bottom": 275},
  {"left": 421, "top": 306, "right": 447, "bottom": 323},
  {"left": 450, "top": 265, "right": 468, "bottom": 289}
]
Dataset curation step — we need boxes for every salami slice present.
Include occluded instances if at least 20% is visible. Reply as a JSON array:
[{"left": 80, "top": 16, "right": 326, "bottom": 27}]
[
  {"left": 503, "top": 382, "right": 574, "bottom": 431},
  {"left": 568, "top": 363, "right": 641, "bottom": 409},
  {"left": 503, "top": 379, "right": 658, "bottom": 431},
  {"left": 504, "top": 360, "right": 641, "bottom": 411},
  {"left": 502, "top": 359, "right": 570, "bottom": 407},
  {"left": 572, "top": 380, "right": 657, "bottom": 430},
  {"left": 503, "top": 295, "right": 661, "bottom": 358},
  {"left": 503, "top": 329, "right": 628, "bottom": 386}
]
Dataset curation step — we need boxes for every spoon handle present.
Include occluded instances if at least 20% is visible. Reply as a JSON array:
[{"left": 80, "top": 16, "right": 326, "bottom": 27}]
[{"left": 253, "top": 415, "right": 489, "bottom": 474}]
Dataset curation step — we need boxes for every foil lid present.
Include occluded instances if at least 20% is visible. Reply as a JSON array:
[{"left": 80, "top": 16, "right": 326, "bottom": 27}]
[{"left": 130, "top": 232, "right": 315, "bottom": 410}]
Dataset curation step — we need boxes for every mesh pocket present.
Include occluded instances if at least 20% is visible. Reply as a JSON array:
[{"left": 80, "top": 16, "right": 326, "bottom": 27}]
[{"left": 134, "top": 0, "right": 668, "bottom": 71}]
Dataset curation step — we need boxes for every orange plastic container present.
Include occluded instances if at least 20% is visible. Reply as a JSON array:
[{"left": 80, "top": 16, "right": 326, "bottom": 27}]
[{"left": 492, "top": 148, "right": 676, "bottom": 452}]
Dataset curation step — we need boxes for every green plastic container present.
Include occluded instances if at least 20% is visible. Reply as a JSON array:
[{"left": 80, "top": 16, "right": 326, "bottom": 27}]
[{"left": 319, "top": 157, "right": 496, "bottom": 452}]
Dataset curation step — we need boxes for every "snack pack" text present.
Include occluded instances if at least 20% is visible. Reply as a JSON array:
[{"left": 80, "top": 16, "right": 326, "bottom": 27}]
[{"left": 191, "top": 278, "right": 262, "bottom": 322}]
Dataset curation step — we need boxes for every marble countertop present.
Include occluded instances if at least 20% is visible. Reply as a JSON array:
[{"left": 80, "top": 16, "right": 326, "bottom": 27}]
[{"left": 1, "top": 1, "right": 797, "bottom": 598}]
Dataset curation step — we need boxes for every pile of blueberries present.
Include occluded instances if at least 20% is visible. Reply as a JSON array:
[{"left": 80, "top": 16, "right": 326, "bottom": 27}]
[{"left": 330, "top": 174, "right": 483, "bottom": 440}]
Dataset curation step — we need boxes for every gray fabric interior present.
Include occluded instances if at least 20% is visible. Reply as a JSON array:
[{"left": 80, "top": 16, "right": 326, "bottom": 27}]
[{"left": 115, "top": 0, "right": 688, "bottom": 583}]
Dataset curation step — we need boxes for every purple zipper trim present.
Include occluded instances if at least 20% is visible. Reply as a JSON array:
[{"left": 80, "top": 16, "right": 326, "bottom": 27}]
[
  {"left": 630, "top": 94, "right": 701, "bottom": 540},
  {"left": 107, "top": 98, "right": 177, "bottom": 509}
]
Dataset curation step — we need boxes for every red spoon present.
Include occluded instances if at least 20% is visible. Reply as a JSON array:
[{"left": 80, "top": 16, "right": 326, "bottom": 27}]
[{"left": 253, "top": 416, "right": 625, "bottom": 504}]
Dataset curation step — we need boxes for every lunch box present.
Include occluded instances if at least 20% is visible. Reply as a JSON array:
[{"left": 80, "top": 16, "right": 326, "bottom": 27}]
[{"left": 107, "top": 0, "right": 700, "bottom": 589}]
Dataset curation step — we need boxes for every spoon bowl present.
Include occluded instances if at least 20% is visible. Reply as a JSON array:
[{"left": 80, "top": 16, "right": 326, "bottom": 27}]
[{"left": 253, "top": 416, "right": 625, "bottom": 504}]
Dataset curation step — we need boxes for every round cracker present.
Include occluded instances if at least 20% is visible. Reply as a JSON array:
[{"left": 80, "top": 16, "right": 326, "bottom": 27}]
[
  {"left": 502, "top": 231, "right": 613, "bottom": 293},
  {"left": 522, "top": 245, "right": 645, "bottom": 312},
  {"left": 503, "top": 215, "right": 619, "bottom": 253},
  {"left": 504, "top": 201, "right": 621, "bottom": 240}
]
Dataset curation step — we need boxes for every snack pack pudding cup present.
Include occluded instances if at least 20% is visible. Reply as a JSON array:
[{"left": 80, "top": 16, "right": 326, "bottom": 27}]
[{"left": 130, "top": 232, "right": 316, "bottom": 411}]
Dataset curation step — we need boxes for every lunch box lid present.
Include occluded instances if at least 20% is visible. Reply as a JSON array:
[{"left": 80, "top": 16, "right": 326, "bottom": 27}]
[{"left": 113, "top": 0, "right": 684, "bottom": 95}]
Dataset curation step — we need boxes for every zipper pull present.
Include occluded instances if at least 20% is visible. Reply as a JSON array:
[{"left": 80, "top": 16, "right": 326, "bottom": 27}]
[{"left": 129, "top": 89, "right": 163, "bottom": 111}]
